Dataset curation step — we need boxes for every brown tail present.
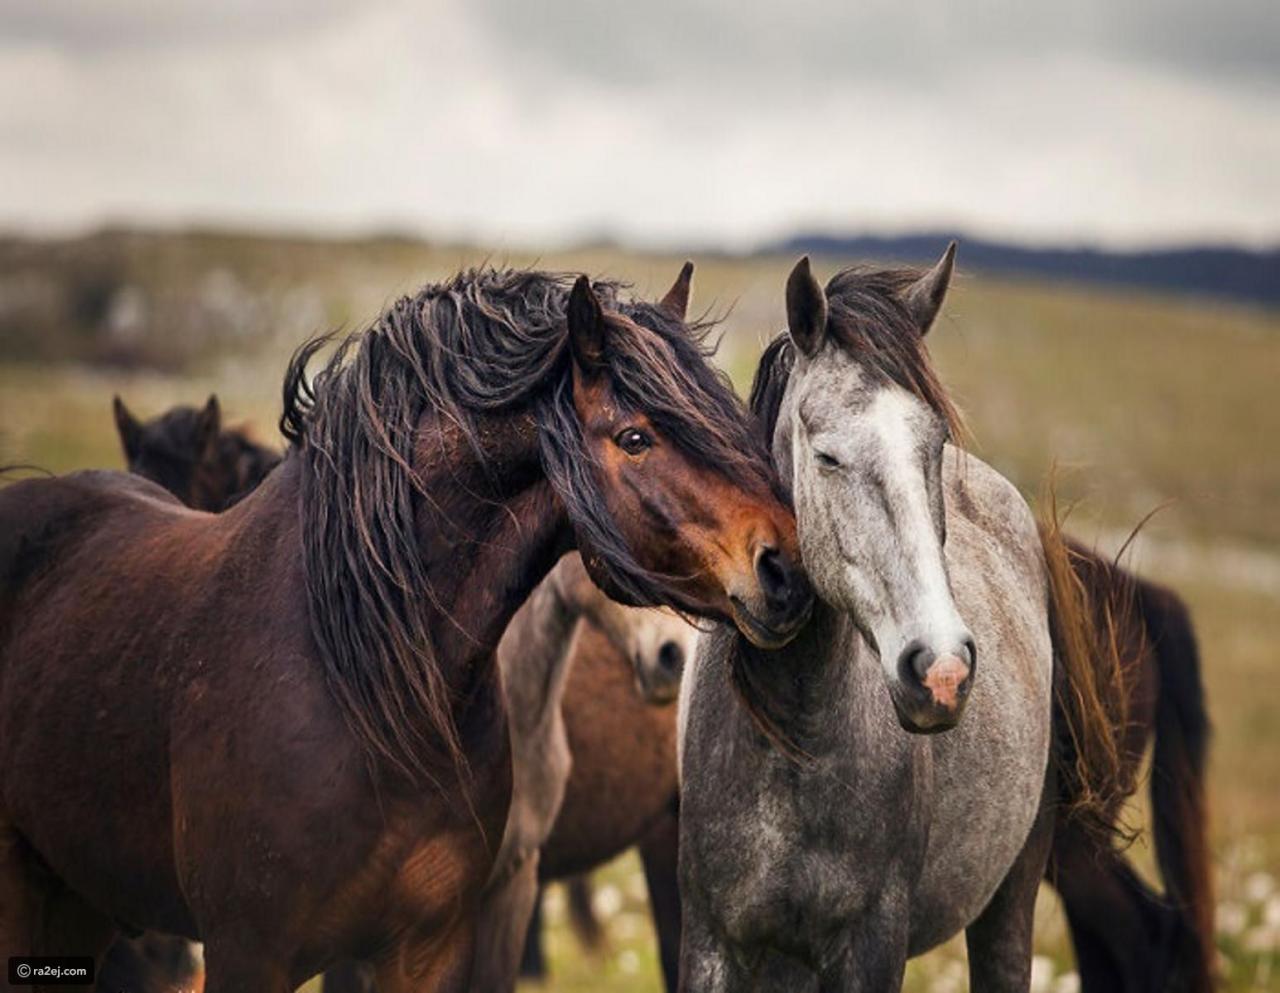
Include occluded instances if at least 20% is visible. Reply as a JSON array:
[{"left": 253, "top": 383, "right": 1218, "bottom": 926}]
[
  {"left": 565, "top": 875, "right": 606, "bottom": 951},
  {"left": 1038, "top": 495, "right": 1135, "bottom": 843},
  {"left": 1139, "top": 580, "right": 1215, "bottom": 993}
]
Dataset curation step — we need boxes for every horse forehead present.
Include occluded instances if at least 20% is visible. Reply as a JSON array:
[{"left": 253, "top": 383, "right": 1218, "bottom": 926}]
[
  {"left": 792, "top": 349, "right": 872, "bottom": 427},
  {"left": 794, "top": 354, "right": 932, "bottom": 442}
]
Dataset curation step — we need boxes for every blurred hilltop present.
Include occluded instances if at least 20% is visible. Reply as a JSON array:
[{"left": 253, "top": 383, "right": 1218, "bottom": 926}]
[
  {"left": 775, "top": 232, "right": 1280, "bottom": 308},
  {"left": 2, "top": 227, "right": 1276, "bottom": 372}
]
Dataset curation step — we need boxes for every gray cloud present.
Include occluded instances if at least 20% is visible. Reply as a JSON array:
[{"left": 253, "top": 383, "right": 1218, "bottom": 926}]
[{"left": 0, "top": 0, "right": 1275, "bottom": 247}]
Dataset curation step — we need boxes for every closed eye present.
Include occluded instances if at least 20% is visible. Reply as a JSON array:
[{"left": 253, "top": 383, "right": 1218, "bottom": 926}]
[{"left": 814, "top": 450, "right": 841, "bottom": 470}]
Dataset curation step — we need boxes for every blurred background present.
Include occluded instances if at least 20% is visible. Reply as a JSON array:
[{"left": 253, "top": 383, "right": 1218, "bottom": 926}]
[{"left": 1, "top": 2, "right": 1277, "bottom": 991}]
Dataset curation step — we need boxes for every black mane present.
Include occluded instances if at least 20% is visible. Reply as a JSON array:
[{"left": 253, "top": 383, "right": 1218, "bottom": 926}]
[{"left": 280, "top": 267, "right": 774, "bottom": 788}]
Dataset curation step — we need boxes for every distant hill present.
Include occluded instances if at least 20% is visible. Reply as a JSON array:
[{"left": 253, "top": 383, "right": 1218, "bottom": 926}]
[{"left": 771, "top": 232, "right": 1279, "bottom": 308}]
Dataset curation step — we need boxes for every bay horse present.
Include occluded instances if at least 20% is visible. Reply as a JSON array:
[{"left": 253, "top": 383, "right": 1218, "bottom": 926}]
[
  {"left": 106, "top": 397, "right": 692, "bottom": 993},
  {"left": 0, "top": 266, "right": 812, "bottom": 992},
  {"left": 678, "top": 249, "right": 1131, "bottom": 991},
  {"left": 113, "top": 394, "right": 281, "bottom": 511}
]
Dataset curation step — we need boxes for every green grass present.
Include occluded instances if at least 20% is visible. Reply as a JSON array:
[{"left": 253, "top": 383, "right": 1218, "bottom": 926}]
[{"left": 3, "top": 233, "right": 1278, "bottom": 991}]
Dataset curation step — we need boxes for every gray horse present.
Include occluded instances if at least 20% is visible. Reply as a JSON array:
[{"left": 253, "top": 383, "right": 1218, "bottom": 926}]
[{"left": 678, "top": 248, "right": 1123, "bottom": 992}]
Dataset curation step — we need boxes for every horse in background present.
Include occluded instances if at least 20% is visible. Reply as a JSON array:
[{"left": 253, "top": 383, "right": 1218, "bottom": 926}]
[
  {"left": 0, "top": 266, "right": 811, "bottom": 993},
  {"left": 113, "top": 394, "right": 281, "bottom": 511},
  {"left": 1049, "top": 541, "right": 1213, "bottom": 993}
]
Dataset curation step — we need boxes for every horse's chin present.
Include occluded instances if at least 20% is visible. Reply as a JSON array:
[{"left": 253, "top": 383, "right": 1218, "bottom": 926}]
[
  {"left": 888, "top": 685, "right": 967, "bottom": 735},
  {"left": 730, "top": 596, "right": 812, "bottom": 649}
]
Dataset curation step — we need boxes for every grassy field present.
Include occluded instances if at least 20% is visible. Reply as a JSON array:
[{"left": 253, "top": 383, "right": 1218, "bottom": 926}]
[{"left": 2, "top": 231, "right": 1277, "bottom": 991}]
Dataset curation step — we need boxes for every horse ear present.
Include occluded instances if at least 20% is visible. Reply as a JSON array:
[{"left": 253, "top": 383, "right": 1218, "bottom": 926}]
[
  {"left": 902, "top": 241, "right": 956, "bottom": 335},
  {"left": 786, "top": 256, "right": 828, "bottom": 357},
  {"left": 198, "top": 394, "right": 221, "bottom": 450},
  {"left": 567, "top": 275, "right": 607, "bottom": 372},
  {"left": 659, "top": 260, "right": 694, "bottom": 321},
  {"left": 113, "top": 395, "right": 141, "bottom": 460}
]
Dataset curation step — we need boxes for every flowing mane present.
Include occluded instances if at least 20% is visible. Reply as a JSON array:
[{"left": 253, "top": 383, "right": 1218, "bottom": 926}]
[
  {"left": 750, "top": 263, "right": 964, "bottom": 443},
  {"left": 280, "top": 267, "right": 773, "bottom": 788}
]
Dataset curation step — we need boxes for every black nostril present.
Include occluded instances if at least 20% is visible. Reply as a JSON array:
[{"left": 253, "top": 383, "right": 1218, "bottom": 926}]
[
  {"left": 898, "top": 640, "right": 932, "bottom": 684},
  {"left": 657, "top": 641, "right": 684, "bottom": 675},
  {"left": 961, "top": 636, "right": 977, "bottom": 671},
  {"left": 755, "top": 546, "right": 790, "bottom": 604}
]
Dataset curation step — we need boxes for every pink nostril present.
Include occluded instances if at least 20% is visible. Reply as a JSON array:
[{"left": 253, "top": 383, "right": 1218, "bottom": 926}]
[{"left": 922, "top": 655, "right": 970, "bottom": 710}]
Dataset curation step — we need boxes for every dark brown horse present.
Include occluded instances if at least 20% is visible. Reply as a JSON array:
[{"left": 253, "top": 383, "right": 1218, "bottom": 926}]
[
  {"left": 113, "top": 394, "right": 281, "bottom": 511},
  {"left": 0, "top": 267, "right": 811, "bottom": 992},
  {"left": 1046, "top": 541, "right": 1213, "bottom": 993}
]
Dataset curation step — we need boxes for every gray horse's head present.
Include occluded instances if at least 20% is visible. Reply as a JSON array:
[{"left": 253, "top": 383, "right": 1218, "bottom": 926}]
[{"left": 768, "top": 245, "right": 976, "bottom": 733}]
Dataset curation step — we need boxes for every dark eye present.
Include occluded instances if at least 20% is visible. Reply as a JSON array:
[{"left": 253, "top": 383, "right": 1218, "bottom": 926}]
[
  {"left": 814, "top": 450, "right": 840, "bottom": 470},
  {"left": 615, "top": 427, "right": 652, "bottom": 456}
]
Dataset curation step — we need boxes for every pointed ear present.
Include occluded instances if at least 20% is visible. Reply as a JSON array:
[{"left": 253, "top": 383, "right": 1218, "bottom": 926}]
[
  {"left": 902, "top": 241, "right": 956, "bottom": 335},
  {"left": 785, "top": 256, "right": 828, "bottom": 357},
  {"left": 197, "top": 394, "right": 221, "bottom": 451},
  {"left": 659, "top": 260, "right": 694, "bottom": 321},
  {"left": 113, "top": 395, "right": 141, "bottom": 460},
  {"left": 567, "top": 275, "right": 607, "bottom": 372}
]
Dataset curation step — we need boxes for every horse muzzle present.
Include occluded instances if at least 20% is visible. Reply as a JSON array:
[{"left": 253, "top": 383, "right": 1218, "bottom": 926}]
[{"left": 891, "top": 637, "right": 976, "bottom": 734}]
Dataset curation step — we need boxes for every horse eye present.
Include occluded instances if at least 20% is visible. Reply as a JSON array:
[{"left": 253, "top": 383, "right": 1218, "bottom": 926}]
[
  {"left": 814, "top": 450, "right": 840, "bottom": 470},
  {"left": 615, "top": 427, "right": 652, "bottom": 456}
]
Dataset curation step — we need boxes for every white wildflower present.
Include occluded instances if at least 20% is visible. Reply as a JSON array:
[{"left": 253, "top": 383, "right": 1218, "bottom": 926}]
[
  {"left": 1244, "top": 872, "right": 1276, "bottom": 903},
  {"left": 593, "top": 883, "right": 623, "bottom": 920},
  {"left": 1217, "top": 901, "right": 1249, "bottom": 936}
]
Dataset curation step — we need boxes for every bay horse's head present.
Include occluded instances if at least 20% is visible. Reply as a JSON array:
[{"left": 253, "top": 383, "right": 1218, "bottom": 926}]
[
  {"left": 755, "top": 245, "right": 975, "bottom": 732},
  {"left": 113, "top": 394, "right": 221, "bottom": 507},
  {"left": 559, "top": 267, "right": 811, "bottom": 648},
  {"left": 549, "top": 552, "right": 698, "bottom": 705}
]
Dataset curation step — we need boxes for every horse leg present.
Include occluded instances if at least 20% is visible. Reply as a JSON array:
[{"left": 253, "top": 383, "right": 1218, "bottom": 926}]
[
  {"left": 516, "top": 886, "right": 545, "bottom": 980},
  {"left": 0, "top": 826, "right": 37, "bottom": 976},
  {"left": 677, "top": 911, "right": 753, "bottom": 993},
  {"left": 965, "top": 782, "right": 1056, "bottom": 992},
  {"left": 469, "top": 855, "right": 541, "bottom": 993},
  {"left": 199, "top": 939, "right": 290, "bottom": 993},
  {"left": 638, "top": 804, "right": 682, "bottom": 993},
  {"left": 0, "top": 828, "right": 118, "bottom": 993},
  {"left": 373, "top": 919, "right": 476, "bottom": 993},
  {"left": 321, "top": 960, "right": 377, "bottom": 993},
  {"left": 1047, "top": 821, "right": 1176, "bottom": 993}
]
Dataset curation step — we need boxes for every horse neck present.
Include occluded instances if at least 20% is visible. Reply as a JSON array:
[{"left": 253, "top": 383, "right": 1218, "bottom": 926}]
[
  {"left": 498, "top": 558, "right": 585, "bottom": 735},
  {"left": 411, "top": 411, "right": 573, "bottom": 679},
  {"left": 736, "top": 599, "right": 878, "bottom": 755}
]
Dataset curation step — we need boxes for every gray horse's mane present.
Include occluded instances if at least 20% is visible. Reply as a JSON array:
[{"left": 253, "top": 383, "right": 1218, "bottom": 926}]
[{"left": 749, "top": 264, "right": 964, "bottom": 442}]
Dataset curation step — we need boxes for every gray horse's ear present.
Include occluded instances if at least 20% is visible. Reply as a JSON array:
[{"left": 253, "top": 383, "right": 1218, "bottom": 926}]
[
  {"left": 902, "top": 241, "right": 956, "bottom": 335},
  {"left": 198, "top": 394, "right": 221, "bottom": 450},
  {"left": 786, "top": 256, "right": 828, "bottom": 357},
  {"left": 660, "top": 261, "right": 694, "bottom": 321},
  {"left": 567, "top": 275, "right": 607, "bottom": 372},
  {"left": 113, "top": 395, "right": 141, "bottom": 459}
]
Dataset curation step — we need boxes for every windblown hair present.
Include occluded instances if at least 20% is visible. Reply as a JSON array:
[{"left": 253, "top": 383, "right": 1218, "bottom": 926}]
[
  {"left": 1038, "top": 489, "right": 1139, "bottom": 843},
  {"left": 280, "top": 267, "right": 774, "bottom": 789}
]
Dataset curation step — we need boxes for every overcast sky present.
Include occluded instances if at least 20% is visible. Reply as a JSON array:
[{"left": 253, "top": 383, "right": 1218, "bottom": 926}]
[{"left": 1, "top": 0, "right": 1277, "bottom": 249}]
